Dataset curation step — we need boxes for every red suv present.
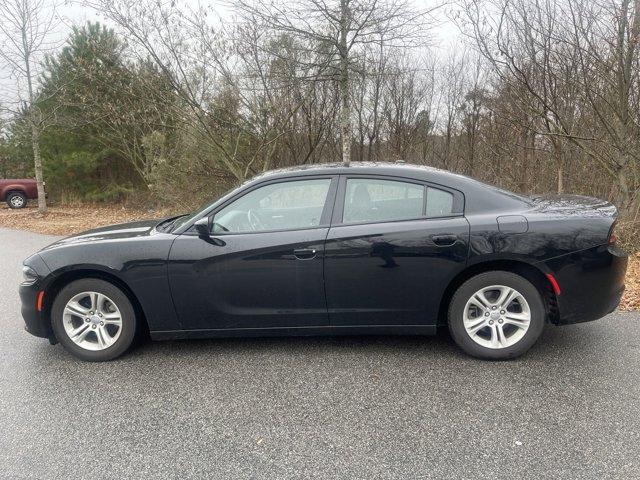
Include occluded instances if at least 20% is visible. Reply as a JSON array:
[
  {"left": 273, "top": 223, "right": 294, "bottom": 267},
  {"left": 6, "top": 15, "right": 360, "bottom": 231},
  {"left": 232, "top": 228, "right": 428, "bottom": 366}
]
[{"left": 0, "top": 179, "right": 41, "bottom": 208}]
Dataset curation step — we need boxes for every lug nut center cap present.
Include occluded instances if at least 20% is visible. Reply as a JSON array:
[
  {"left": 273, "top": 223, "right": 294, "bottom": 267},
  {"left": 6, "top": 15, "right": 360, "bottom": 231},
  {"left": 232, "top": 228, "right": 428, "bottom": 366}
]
[
  {"left": 90, "top": 315, "right": 101, "bottom": 325},
  {"left": 490, "top": 311, "right": 501, "bottom": 320}
]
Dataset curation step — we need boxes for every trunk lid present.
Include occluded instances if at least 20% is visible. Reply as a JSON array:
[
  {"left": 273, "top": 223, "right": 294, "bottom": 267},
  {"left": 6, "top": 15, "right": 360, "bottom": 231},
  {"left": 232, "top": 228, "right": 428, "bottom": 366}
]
[{"left": 527, "top": 194, "right": 617, "bottom": 218}]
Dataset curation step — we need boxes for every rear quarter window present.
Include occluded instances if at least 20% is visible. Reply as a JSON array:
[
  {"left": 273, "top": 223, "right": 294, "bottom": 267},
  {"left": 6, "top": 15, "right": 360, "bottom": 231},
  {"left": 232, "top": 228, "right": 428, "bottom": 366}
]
[{"left": 426, "top": 187, "right": 454, "bottom": 217}]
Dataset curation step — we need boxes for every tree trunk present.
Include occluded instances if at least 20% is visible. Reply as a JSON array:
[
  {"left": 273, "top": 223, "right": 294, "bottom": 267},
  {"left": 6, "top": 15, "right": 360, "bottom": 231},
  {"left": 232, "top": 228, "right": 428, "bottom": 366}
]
[
  {"left": 615, "top": 163, "right": 635, "bottom": 216},
  {"left": 557, "top": 165, "right": 563, "bottom": 194},
  {"left": 339, "top": 0, "right": 352, "bottom": 165},
  {"left": 22, "top": 23, "right": 47, "bottom": 213},
  {"left": 30, "top": 121, "right": 47, "bottom": 213},
  {"left": 552, "top": 138, "right": 564, "bottom": 194}
]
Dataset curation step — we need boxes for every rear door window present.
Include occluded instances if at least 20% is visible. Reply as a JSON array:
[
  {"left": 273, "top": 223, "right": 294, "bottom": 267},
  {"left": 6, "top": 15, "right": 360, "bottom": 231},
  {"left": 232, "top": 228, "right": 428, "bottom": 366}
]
[{"left": 343, "top": 178, "right": 425, "bottom": 223}]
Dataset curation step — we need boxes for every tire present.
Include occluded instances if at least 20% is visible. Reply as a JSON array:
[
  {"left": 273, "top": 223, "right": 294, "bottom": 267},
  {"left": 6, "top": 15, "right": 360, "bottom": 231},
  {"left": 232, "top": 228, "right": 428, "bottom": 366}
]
[
  {"left": 51, "top": 278, "right": 138, "bottom": 361},
  {"left": 448, "top": 271, "right": 545, "bottom": 360},
  {"left": 6, "top": 191, "right": 27, "bottom": 209}
]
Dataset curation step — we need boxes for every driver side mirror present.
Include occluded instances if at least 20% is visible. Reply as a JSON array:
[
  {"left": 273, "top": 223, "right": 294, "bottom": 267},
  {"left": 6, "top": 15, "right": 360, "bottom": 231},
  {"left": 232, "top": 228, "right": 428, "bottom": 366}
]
[{"left": 194, "top": 217, "right": 210, "bottom": 237}]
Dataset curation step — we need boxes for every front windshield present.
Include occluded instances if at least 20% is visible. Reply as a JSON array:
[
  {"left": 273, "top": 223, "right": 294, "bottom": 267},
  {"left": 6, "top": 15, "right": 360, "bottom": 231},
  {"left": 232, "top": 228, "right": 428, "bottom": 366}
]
[{"left": 170, "top": 184, "right": 241, "bottom": 232}]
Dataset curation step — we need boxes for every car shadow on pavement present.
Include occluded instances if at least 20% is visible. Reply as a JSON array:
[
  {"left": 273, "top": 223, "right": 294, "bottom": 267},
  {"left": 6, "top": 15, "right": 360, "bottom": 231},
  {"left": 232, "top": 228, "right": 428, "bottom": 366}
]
[
  {"left": 26, "top": 314, "right": 626, "bottom": 366},
  {"left": 119, "top": 319, "right": 612, "bottom": 364}
]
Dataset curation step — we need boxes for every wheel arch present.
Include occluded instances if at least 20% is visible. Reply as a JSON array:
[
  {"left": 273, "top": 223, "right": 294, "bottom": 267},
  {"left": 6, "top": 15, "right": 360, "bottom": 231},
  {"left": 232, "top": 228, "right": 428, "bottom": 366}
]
[
  {"left": 4, "top": 188, "right": 27, "bottom": 200},
  {"left": 43, "top": 268, "right": 150, "bottom": 341},
  {"left": 438, "top": 259, "right": 559, "bottom": 326}
]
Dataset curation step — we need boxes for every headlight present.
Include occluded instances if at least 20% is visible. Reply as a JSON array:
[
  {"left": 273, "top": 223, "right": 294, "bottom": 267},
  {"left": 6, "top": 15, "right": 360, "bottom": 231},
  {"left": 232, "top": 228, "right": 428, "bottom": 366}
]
[{"left": 22, "top": 265, "right": 39, "bottom": 285}]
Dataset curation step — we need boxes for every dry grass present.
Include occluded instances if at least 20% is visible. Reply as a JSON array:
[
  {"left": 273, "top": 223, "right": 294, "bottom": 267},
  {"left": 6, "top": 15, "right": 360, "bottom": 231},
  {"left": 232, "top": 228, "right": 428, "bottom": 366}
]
[
  {"left": 620, "top": 254, "right": 640, "bottom": 311},
  {"left": 1, "top": 202, "right": 638, "bottom": 311},
  {"left": 0, "top": 203, "right": 179, "bottom": 236}
]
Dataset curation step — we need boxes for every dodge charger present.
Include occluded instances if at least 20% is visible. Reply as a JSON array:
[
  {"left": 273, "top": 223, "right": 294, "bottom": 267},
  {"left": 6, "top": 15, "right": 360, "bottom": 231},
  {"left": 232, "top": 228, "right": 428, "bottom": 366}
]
[{"left": 19, "top": 163, "right": 628, "bottom": 361}]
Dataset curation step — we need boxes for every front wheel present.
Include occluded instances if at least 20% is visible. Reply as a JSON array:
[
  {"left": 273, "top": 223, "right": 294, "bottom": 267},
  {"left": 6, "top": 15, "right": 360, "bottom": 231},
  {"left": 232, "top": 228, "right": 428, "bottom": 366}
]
[
  {"left": 51, "top": 278, "right": 138, "bottom": 361},
  {"left": 448, "top": 271, "right": 545, "bottom": 360}
]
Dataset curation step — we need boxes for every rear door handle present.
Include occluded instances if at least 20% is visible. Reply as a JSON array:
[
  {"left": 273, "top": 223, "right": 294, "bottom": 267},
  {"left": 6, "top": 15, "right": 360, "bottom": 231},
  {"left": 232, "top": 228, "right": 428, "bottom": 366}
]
[
  {"left": 431, "top": 234, "right": 458, "bottom": 246},
  {"left": 293, "top": 248, "right": 317, "bottom": 260}
]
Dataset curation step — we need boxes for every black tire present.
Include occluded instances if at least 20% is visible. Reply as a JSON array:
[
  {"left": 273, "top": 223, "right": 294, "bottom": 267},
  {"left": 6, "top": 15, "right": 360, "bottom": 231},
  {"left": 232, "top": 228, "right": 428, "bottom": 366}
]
[
  {"left": 51, "top": 278, "right": 138, "bottom": 361},
  {"left": 6, "top": 191, "right": 27, "bottom": 209},
  {"left": 448, "top": 271, "right": 545, "bottom": 360}
]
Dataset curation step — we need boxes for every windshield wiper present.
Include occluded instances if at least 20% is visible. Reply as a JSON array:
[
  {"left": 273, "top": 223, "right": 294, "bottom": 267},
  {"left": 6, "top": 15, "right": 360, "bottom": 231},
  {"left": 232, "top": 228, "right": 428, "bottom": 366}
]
[{"left": 156, "top": 214, "right": 188, "bottom": 233}]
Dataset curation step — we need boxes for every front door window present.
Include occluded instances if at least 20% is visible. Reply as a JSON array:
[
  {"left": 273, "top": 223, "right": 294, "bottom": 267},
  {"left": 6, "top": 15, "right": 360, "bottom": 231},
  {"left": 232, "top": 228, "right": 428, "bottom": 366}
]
[{"left": 213, "top": 178, "right": 331, "bottom": 233}]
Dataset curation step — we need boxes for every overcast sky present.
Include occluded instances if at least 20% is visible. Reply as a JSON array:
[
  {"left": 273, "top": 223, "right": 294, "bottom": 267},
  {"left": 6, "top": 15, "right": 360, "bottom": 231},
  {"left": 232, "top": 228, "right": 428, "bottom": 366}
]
[
  {"left": 60, "top": 1, "right": 461, "bottom": 42},
  {"left": 0, "top": 0, "right": 462, "bottom": 114}
]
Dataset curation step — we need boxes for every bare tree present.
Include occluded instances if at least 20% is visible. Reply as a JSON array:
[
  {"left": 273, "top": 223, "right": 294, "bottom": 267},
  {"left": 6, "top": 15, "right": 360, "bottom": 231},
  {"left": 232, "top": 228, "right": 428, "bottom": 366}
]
[
  {"left": 459, "top": 0, "right": 582, "bottom": 193},
  {"left": 0, "top": 0, "right": 59, "bottom": 212},
  {"left": 232, "top": 24, "right": 337, "bottom": 172},
  {"left": 434, "top": 49, "right": 467, "bottom": 170},
  {"left": 234, "top": 0, "right": 437, "bottom": 164},
  {"left": 459, "top": 0, "right": 640, "bottom": 206},
  {"left": 90, "top": 0, "right": 341, "bottom": 181},
  {"left": 383, "top": 54, "right": 434, "bottom": 161},
  {"left": 567, "top": 0, "right": 640, "bottom": 214}
]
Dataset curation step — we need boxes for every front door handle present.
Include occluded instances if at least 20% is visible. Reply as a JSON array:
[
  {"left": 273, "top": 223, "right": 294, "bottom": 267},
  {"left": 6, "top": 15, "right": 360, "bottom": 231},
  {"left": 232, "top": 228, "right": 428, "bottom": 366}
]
[
  {"left": 431, "top": 234, "right": 458, "bottom": 246},
  {"left": 293, "top": 248, "right": 317, "bottom": 260}
]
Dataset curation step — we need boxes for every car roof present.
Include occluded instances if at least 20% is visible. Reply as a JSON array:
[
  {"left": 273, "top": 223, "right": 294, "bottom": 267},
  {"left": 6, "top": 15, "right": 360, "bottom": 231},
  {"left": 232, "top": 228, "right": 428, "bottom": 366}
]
[{"left": 251, "top": 162, "right": 468, "bottom": 187}]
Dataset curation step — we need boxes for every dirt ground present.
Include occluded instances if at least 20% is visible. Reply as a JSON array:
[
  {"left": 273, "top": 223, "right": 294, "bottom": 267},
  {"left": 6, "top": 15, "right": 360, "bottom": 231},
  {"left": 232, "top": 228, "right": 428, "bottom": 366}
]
[{"left": 1, "top": 203, "right": 638, "bottom": 310}]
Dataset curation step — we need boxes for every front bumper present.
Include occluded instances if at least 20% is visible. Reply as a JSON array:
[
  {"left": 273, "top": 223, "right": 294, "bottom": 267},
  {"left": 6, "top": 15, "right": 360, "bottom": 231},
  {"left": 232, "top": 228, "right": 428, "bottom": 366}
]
[
  {"left": 19, "top": 253, "right": 53, "bottom": 340},
  {"left": 19, "top": 281, "right": 52, "bottom": 339},
  {"left": 542, "top": 244, "right": 628, "bottom": 325}
]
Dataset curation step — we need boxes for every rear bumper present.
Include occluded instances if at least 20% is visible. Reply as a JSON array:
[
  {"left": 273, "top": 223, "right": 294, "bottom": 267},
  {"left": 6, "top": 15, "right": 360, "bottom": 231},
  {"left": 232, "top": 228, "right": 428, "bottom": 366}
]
[{"left": 541, "top": 245, "right": 628, "bottom": 325}]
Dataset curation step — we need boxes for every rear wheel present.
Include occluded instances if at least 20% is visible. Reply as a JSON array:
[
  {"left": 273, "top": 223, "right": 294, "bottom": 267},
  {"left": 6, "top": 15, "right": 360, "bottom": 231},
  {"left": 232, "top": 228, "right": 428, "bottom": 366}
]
[
  {"left": 7, "top": 191, "right": 26, "bottom": 209},
  {"left": 448, "top": 271, "right": 545, "bottom": 360},
  {"left": 51, "top": 278, "right": 137, "bottom": 361}
]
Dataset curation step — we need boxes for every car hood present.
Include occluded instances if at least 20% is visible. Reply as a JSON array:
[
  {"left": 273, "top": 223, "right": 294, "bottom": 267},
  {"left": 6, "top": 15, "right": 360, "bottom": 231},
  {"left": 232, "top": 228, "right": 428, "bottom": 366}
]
[{"left": 40, "top": 219, "right": 161, "bottom": 251}]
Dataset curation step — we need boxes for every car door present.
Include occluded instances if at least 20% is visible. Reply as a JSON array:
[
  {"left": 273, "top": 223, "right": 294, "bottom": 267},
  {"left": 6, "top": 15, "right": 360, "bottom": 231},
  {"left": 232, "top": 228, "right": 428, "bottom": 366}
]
[
  {"left": 168, "top": 176, "right": 338, "bottom": 331},
  {"left": 324, "top": 175, "right": 469, "bottom": 328}
]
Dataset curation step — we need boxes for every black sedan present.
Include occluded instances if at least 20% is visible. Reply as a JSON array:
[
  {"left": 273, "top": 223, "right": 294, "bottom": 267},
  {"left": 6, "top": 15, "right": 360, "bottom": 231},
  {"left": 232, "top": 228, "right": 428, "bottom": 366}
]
[{"left": 20, "top": 163, "right": 628, "bottom": 361}]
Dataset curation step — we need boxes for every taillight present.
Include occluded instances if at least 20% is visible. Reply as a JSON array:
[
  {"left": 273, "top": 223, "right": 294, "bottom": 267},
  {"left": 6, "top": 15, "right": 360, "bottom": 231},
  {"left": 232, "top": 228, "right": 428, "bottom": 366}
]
[{"left": 608, "top": 222, "right": 617, "bottom": 245}]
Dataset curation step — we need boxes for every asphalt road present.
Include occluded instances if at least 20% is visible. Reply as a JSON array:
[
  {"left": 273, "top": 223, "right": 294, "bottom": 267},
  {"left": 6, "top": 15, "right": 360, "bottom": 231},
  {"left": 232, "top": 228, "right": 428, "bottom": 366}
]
[{"left": 1, "top": 227, "right": 639, "bottom": 479}]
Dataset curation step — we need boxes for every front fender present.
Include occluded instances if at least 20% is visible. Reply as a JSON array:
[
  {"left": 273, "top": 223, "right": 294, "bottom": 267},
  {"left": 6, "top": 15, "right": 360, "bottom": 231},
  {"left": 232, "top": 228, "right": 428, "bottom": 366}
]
[{"left": 37, "top": 235, "right": 179, "bottom": 332}]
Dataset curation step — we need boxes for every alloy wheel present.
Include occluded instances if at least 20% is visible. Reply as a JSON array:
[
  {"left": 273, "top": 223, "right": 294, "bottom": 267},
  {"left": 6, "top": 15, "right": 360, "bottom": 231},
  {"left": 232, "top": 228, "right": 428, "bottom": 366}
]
[
  {"left": 62, "top": 291, "right": 123, "bottom": 351},
  {"left": 462, "top": 285, "right": 531, "bottom": 349}
]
